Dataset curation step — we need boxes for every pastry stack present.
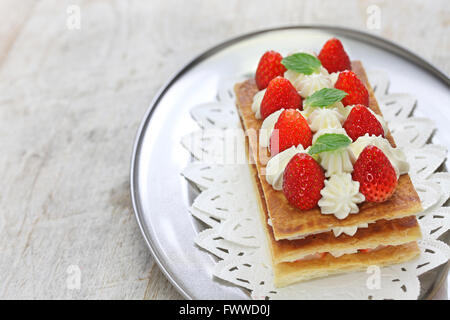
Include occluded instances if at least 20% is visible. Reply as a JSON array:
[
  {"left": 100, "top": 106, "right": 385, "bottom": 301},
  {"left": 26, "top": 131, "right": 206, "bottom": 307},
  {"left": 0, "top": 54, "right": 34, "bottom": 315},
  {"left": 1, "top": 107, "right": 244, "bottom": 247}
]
[{"left": 234, "top": 39, "right": 422, "bottom": 287}]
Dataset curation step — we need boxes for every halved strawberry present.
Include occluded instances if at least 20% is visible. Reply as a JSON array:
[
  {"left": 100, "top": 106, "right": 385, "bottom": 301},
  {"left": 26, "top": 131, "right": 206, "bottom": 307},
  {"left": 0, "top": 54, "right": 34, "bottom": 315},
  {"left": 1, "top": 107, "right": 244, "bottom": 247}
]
[
  {"left": 269, "top": 109, "right": 312, "bottom": 155},
  {"left": 343, "top": 104, "right": 384, "bottom": 141},
  {"left": 255, "top": 50, "right": 287, "bottom": 90},
  {"left": 334, "top": 71, "right": 369, "bottom": 106},
  {"left": 352, "top": 145, "right": 398, "bottom": 202},
  {"left": 318, "top": 38, "right": 351, "bottom": 73},
  {"left": 260, "top": 77, "right": 302, "bottom": 119},
  {"left": 282, "top": 153, "right": 325, "bottom": 210}
]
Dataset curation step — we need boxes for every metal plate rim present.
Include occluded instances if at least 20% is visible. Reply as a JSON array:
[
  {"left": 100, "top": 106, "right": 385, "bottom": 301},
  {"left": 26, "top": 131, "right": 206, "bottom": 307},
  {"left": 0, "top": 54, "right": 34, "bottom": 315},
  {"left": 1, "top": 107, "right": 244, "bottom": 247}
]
[{"left": 130, "top": 25, "right": 449, "bottom": 300}]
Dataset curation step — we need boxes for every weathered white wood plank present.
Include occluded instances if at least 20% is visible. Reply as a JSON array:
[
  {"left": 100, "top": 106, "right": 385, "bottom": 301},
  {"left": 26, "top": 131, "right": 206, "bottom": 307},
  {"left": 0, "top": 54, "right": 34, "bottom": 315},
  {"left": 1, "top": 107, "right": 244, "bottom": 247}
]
[
  {"left": 0, "top": 0, "right": 447, "bottom": 299},
  {"left": 0, "top": 0, "right": 37, "bottom": 68}
]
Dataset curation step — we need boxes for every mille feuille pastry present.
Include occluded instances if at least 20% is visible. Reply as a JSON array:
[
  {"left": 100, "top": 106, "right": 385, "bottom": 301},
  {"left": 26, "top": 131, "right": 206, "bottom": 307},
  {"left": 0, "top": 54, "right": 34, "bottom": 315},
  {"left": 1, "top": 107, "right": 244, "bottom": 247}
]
[{"left": 234, "top": 38, "right": 422, "bottom": 287}]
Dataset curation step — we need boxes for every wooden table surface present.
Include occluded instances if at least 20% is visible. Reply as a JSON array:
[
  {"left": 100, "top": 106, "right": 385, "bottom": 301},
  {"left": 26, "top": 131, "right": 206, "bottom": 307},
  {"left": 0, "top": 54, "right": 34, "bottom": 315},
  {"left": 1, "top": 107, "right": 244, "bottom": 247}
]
[{"left": 0, "top": 0, "right": 448, "bottom": 299}]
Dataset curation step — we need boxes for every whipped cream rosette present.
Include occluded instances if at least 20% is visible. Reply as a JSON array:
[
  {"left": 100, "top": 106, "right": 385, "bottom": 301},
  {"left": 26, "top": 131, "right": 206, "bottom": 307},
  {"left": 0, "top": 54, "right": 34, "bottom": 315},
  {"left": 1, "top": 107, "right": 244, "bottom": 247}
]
[
  {"left": 318, "top": 173, "right": 365, "bottom": 219},
  {"left": 284, "top": 69, "right": 307, "bottom": 90},
  {"left": 344, "top": 104, "right": 388, "bottom": 135},
  {"left": 282, "top": 53, "right": 336, "bottom": 98},
  {"left": 302, "top": 87, "right": 349, "bottom": 118},
  {"left": 319, "top": 147, "right": 356, "bottom": 177},
  {"left": 333, "top": 101, "right": 352, "bottom": 118},
  {"left": 259, "top": 109, "right": 284, "bottom": 148},
  {"left": 282, "top": 52, "right": 337, "bottom": 98},
  {"left": 308, "top": 107, "right": 345, "bottom": 132},
  {"left": 259, "top": 108, "right": 310, "bottom": 154},
  {"left": 312, "top": 127, "right": 348, "bottom": 143},
  {"left": 251, "top": 89, "right": 266, "bottom": 119},
  {"left": 332, "top": 223, "right": 369, "bottom": 237},
  {"left": 178, "top": 36, "right": 450, "bottom": 297},
  {"left": 350, "top": 134, "right": 409, "bottom": 178},
  {"left": 306, "top": 131, "right": 365, "bottom": 219},
  {"left": 283, "top": 51, "right": 318, "bottom": 87},
  {"left": 287, "top": 68, "right": 334, "bottom": 98},
  {"left": 265, "top": 145, "right": 308, "bottom": 190}
]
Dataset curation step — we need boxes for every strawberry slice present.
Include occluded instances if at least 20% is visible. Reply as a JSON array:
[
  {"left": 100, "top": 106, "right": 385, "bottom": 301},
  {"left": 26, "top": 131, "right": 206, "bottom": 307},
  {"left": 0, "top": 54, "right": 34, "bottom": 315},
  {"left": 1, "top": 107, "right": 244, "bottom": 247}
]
[
  {"left": 282, "top": 153, "right": 325, "bottom": 210},
  {"left": 255, "top": 50, "right": 287, "bottom": 90},
  {"left": 334, "top": 71, "right": 369, "bottom": 106},
  {"left": 269, "top": 109, "right": 312, "bottom": 155},
  {"left": 260, "top": 77, "right": 302, "bottom": 120},
  {"left": 318, "top": 38, "right": 351, "bottom": 73},
  {"left": 352, "top": 145, "right": 398, "bottom": 202},
  {"left": 343, "top": 104, "right": 384, "bottom": 141}
]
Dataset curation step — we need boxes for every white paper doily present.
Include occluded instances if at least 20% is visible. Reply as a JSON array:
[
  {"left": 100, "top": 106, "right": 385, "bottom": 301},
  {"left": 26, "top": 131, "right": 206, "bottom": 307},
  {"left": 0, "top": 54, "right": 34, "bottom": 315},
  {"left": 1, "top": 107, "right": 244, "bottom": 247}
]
[{"left": 181, "top": 70, "right": 450, "bottom": 300}]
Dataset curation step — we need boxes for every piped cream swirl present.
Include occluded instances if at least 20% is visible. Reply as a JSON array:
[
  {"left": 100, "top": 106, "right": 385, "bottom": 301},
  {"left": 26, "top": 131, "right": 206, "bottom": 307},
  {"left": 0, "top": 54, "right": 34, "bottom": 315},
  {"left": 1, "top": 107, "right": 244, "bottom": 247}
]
[
  {"left": 312, "top": 128, "right": 355, "bottom": 177},
  {"left": 297, "top": 72, "right": 333, "bottom": 98},
  {"left": 251, "top": 89, "right": 266, "bottom": 119},
  {"left": 350, "top": 134, "right": 409, "bottom": 178},
  {"left": 308, "top": 107, "right": 345, "bottom": 132},
  {"left": 318, "top": 173, "right": 365, "bottom": 219},
  {"left": 304, "top": 102, "right": 347, "bottom": 121},
  {"left": 265, "top": 145, "right": 307, "bottom": 190},
  {"left": 312, "top": 126, "right": 348, "bottom": 143},
  {"left": 344, "top": 105, "right": 389, "bottom": 136},
  {"left": 329, "top": 72, "right": 340, "bottom": 86}
]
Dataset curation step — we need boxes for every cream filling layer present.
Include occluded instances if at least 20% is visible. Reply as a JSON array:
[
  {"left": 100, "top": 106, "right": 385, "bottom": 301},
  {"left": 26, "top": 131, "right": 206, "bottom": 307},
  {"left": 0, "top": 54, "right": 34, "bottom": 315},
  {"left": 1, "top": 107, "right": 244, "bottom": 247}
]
[{"left": 252, "top": 64, "right": 400, "bottom": 222}]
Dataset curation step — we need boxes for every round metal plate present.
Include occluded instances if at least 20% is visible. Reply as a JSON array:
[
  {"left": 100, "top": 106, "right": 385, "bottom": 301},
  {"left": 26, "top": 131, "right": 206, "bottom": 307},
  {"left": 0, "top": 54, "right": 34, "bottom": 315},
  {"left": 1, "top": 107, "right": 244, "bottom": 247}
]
[{"left": 130, "top": 26, "right": 450, "bottom": 300}]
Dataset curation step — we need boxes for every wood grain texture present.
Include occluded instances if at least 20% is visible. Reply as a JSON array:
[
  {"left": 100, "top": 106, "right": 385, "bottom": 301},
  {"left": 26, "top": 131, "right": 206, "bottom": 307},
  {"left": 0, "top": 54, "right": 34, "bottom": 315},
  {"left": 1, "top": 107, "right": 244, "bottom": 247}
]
[{"left": 0, "top": 0, "right": 447, "bottom": 299}]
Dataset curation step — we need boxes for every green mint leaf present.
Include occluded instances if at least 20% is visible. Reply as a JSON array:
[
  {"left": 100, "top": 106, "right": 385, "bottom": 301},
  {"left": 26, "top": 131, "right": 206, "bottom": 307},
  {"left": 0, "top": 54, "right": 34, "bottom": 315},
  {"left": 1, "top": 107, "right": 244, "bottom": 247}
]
[
  {"left": 308, "top": 134, "right": 351, "bottom": 155},
  {"left": 304, "top": 88, "right": 348, "bottom": 107},
  {"left": 281, "top": 53, "right": 321, "bottom": 75}
]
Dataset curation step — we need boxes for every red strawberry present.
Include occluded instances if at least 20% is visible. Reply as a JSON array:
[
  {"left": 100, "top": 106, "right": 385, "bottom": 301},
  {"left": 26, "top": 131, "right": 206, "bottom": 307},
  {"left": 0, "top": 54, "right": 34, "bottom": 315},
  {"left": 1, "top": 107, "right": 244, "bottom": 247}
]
[
  {"left": 358, "top": 249, "right": 372, "bottom": 253},
  {"left": 318, "top": 38, "right": 351, "bottom": 73},
  {"left": 343, "top": 105, "right": 384, "bottom": 141},
  {"left": 282, "top": 153, "right": 325, "bottom": 210},
  {"left": 334, "top": 71, "right": 369, "bottom": 106},
  {"left": 352, "top": 145, "right": 398, "bottom": 202},
  {"left": 255, "top": 51, "right": 287, "bottom": 90},
  {"left": 269, "top": 109, "right": 312, "bottom": 155},
  {"left": 260, "top": 77, "right": 302, "bottom": 119}
]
